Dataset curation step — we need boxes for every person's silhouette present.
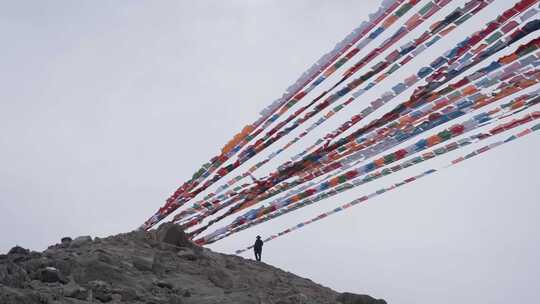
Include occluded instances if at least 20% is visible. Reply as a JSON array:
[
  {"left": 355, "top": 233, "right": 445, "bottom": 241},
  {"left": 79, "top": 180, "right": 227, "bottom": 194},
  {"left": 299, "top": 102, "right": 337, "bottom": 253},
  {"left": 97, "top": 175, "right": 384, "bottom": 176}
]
[{"left": 253, "top": 236, "right": 263, "bottom": 261}]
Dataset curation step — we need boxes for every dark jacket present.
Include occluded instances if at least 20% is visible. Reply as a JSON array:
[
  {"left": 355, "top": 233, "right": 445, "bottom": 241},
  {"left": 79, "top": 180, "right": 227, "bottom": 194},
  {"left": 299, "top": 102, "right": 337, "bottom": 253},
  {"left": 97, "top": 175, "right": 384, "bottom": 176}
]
[{"left": 254, "top": 239, "right": 263, "bottom": 252}]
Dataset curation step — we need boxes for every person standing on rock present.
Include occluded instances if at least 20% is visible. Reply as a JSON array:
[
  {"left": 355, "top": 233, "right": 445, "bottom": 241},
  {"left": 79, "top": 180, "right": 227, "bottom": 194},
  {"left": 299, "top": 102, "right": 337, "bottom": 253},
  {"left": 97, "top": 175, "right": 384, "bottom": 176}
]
[{"left": 253, "top": 236, "right": 263, "bottom": 261}]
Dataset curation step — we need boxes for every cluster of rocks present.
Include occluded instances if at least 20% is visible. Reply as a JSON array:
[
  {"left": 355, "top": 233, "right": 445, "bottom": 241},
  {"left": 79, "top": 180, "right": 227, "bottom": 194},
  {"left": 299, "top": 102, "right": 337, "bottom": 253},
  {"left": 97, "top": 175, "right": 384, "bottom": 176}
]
[{"left": 0, "top": 223, "right": 386, "bottom": 304}]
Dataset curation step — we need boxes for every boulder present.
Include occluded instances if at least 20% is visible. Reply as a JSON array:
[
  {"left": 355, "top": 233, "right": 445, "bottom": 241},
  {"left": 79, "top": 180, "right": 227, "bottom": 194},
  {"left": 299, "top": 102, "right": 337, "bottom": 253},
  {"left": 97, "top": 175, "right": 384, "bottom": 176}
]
[
  {"left": 337, "top": 292, "right": 387, "bottom": 304},
  {"left": 88, "top": 280, "right": 112, "bottom": 303},
  {"left": 0, "top": 261, "right": 30, "bottom": 287},
  {"left": 73, "top": 255, "right": 128, "bottom": 285},
  {"left": 177, "top": 248, "right": 198, "bottom": 261},
  {"left": 37, "top": 267, "right": 68, "bottom": 284},
  {"left": 113, "top": 286, "right": 139, "bottom": 302},
  {"left": 207, "top": 268, "right": 234, "bottom": 289},
  {"left": 60, "top": 237, "right": 72, "bottom": 248},
  {"left": 156, "top": 223, "right": 193, "bottom": 249},
  {"left": 132, "top": 255, "right": 154, "bottom": 272},
  {"left": 63, "top": 281, "right": 88, "bottom": 300},
  {"left": 7, "top": 246, "right": 29, "bottom": 255},
  {"left": 276, "top": 293, "right": 309, "bottom": 304},
  {"left": 169, "top": 294, "right": 185, "bottom": 304},
  {"left": 0, "top": 285, "right": 35, "bottom": 304},
  {"left": 154, "top": 279, "right": 174, "bottom": 289},
  {"left": 70, "top": 236, "right": 92, "bottom": 248}
]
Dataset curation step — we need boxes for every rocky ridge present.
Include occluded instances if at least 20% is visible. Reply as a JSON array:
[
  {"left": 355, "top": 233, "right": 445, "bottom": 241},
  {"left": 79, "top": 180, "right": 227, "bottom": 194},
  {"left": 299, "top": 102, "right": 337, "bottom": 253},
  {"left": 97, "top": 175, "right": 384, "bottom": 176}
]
[{"left": 0, "top": 223, "right": 386, "bottom": 304}]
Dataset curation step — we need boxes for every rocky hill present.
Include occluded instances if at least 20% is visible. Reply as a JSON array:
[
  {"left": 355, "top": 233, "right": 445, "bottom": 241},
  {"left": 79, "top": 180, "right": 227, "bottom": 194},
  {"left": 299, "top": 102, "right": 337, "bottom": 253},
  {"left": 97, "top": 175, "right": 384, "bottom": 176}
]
[{"left": 0, "top": 223, "right": 386, "bottom": 304}]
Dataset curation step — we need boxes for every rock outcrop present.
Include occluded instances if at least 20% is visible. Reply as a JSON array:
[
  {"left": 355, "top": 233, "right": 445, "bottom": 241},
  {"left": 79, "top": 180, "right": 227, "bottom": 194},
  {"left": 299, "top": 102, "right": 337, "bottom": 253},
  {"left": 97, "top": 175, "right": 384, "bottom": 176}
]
[{"left": 0, "top": 224, "right": 386, "bottom": 304}]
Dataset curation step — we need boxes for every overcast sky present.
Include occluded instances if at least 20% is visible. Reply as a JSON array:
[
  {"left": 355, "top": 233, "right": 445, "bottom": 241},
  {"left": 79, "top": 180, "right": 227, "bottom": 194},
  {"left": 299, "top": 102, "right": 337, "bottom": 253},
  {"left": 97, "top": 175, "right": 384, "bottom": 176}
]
[{"left": 1, "top": 1, "right": 539, "bottom": 303}]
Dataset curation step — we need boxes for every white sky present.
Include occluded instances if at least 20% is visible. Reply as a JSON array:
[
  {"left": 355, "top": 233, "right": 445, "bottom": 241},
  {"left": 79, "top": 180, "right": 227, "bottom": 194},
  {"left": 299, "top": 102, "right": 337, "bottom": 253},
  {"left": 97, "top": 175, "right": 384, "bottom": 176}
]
[{"left": 1, "top": 1, "right": 539, "bottom": 303}]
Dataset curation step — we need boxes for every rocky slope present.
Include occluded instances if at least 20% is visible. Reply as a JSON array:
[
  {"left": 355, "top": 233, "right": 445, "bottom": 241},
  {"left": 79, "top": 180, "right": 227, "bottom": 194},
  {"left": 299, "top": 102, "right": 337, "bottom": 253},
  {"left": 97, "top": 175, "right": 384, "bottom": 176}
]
[{"left": 0, "top": 223, "right": 386, "bottom": 304}]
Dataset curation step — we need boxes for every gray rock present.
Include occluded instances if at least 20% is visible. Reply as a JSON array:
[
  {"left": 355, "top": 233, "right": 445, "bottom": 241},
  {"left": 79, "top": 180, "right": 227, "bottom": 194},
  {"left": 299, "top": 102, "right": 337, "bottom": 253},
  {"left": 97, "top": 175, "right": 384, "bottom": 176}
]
[
  {"left": 61, "top": 237, "right": 72, "bottom": 246},
  {"left": 208, "top": 268, "right": 234, "bottom": 289},
  {"left": 177, "top": 249, "right": 198, "bottom": 261},
  {"left": 93, "top": 249, "right": 114, "bottom": 264},
  {"left": 132, "top": 255, "right": 154, "bottom": 272},
  {"left": 0, "top": 285, "right": 36, "bottom": 304},
  {"left": 113, "top": 286, "right": 139, "bottom": 302},
  {"left": 89, "top": 280, "right": 112, "bottom": 303},
  {"left": 337, "top": 292, "right": 387, "bottom": 304},
  {"left": 0, "top": 229, "right": 386, "bottom": 304},
  {"left": 276, "top": 293, "right": 309, "bottom": 304},
  {"left": 63, "top": 281, "right": 88, "bottom": 300},
  {"left": 94, "top": 292, "right": 112, "bottom": 303},
  {"left": 37, "top": 267, "right": 68, "bottom": 284},
  {"left": 18, "top": 257, "right": 48, "bottom": 275},
  {"left": 70, "top": 236, "right": 93, "bottom": 248},
  {"left": 0, "top": 261, "right": 30, "bottom": 287},
  {"left": 155, "top": 279, "right": 174, "bottom": 289},
  {"left": 8, "top": 246, "right": 29, "bottom": 255},
  {"left": 73, "top": 254, "right": 128, "bottom": 285},
  {"left": 111, "top": 293, "right": 122, "bottom": 302},
  {"left": 169, "top": 294, "right": 185, "bottom": 304},
  {"left": 156, "top": 223, "right": 192, "bottom": 249}
]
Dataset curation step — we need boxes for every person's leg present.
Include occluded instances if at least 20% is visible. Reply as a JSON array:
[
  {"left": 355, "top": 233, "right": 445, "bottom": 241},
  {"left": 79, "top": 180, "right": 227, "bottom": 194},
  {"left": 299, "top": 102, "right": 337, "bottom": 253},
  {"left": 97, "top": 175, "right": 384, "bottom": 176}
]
[
  {"left": 254, "top": 251, "right": 258, "bottom": 260},
  {"left": 259, "top": 251, "right": 262, "bottom": 261}
]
